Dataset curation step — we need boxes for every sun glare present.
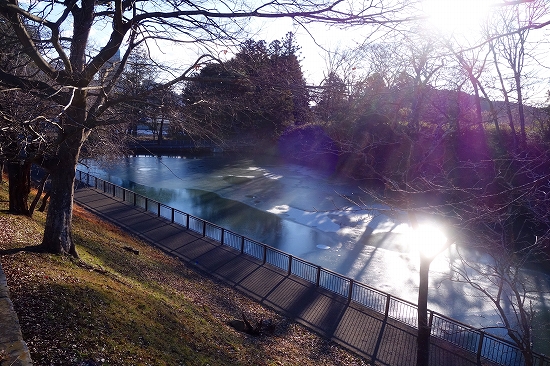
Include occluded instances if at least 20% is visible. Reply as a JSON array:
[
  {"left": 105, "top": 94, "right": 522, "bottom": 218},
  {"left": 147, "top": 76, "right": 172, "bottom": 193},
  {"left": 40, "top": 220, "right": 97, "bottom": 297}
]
[
  {"left": 422, "top": 0, "right": 494, "bottom": 38},
  {"left": 409, "top": 223, "right": 448, "bottom": 259}
]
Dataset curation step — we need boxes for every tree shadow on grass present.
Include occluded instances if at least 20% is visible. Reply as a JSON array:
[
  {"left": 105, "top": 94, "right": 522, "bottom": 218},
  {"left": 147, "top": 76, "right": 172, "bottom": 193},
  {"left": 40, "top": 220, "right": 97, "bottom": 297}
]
[
  {"left": 0, "top": 243, "right": 46, "bottom": 256},
  {"left": 0, "top": 209, "right": 27, "bottom": 215}
]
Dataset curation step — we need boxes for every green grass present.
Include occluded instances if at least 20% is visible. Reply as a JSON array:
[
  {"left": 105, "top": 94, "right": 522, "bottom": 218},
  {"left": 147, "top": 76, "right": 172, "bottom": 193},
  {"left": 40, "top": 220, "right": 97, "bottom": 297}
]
[{"left": 0, "top": 182, "right": 369, "bottom": 366}]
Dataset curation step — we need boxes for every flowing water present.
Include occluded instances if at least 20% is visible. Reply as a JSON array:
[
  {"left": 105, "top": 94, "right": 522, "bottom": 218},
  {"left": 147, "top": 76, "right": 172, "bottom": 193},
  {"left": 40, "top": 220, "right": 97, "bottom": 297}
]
[{"left": 80, "top": 152, "right": 550, "bottom": 352}]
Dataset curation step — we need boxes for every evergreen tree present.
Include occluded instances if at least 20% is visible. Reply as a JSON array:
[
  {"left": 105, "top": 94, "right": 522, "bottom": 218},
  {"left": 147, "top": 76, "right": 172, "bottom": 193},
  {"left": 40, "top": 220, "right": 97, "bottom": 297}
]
[{"left": 183, "top": 32, "right": 310, "bottom": 141}]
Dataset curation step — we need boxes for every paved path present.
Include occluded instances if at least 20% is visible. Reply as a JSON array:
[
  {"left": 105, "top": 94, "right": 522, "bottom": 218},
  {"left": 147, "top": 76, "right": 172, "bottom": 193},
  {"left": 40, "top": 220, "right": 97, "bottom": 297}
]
[
  {"left": 74, "top": 187, "right": 482, "bottom": 366},
  {"left": 0, "top": 263, "right": 33, "bottom": 366}
]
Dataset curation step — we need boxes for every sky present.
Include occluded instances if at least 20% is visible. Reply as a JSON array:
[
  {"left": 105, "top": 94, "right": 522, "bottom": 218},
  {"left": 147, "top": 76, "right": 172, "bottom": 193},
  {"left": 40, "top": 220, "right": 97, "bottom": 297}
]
[{"left": 150, "top": 16, "right": 339, "bottom": 87}]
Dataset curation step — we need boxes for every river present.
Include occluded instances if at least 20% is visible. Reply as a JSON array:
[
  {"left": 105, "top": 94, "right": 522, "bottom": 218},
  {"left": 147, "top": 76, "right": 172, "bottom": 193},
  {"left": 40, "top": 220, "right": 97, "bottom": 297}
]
[{"left": 80, "top": 152, "right": 550, "bottom": 352}]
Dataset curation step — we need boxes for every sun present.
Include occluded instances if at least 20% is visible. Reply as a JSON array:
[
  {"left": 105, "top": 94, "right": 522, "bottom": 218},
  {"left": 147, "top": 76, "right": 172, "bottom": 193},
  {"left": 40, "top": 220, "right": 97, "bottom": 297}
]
[
  {"left": 421, "top": 0, "right": 495, "bottom": 38},
  {"left": 408, "top": 223, "right": 448, "bottom": 259}
]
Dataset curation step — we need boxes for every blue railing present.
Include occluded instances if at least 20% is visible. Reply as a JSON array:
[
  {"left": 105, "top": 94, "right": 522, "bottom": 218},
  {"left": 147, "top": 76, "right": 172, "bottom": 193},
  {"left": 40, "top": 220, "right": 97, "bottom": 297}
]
[{"left": 76, "top": 169, "right": 549, "bottom": 366}]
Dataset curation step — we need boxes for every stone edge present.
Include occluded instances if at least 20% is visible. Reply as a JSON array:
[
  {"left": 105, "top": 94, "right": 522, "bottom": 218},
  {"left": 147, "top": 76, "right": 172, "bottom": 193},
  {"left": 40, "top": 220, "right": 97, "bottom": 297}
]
[{"left": 0, "top": 263, "right": 32, "bottom": 366}]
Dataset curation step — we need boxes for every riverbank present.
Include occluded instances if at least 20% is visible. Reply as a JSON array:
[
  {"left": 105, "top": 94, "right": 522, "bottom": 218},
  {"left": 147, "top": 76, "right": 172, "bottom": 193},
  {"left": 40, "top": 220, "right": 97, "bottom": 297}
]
[
  {"left": 126, "top": 138, "right": 278, "bottom": 156},
  {"left": 0, "top": 182, "right": 369, "bottom": 365}
]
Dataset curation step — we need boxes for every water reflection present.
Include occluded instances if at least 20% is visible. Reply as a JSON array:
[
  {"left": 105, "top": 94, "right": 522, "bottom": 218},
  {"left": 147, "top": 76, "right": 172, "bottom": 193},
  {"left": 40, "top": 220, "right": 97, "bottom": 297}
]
[
  {"left": 105, "top": 177, "right": 336, "bottom": 259},
  {"left": 125, "top": 181, "right": 284, "bottom": 246}
]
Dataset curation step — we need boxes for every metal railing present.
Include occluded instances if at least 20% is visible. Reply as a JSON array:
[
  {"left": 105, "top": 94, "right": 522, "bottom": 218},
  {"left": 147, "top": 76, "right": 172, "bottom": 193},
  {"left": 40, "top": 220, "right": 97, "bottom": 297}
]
[{"left": 76, "top": 169, "right": 549, "bottom": 366}]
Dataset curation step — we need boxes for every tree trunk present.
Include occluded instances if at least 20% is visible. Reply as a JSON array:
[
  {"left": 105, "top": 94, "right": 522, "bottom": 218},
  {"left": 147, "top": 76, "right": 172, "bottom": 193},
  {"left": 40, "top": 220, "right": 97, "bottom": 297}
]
[
  {"left": 477, "top": 82, "right": 501, "bottom": 144},
  {"left": 157, "top": 118, "right": 164, "bottom": 144},
  {"left": 7, "top": 160, "right": 31, "bottom": 215},
  {"left": 514, "top": 72, "right": 527, "bottom": 149},
  {"left": 28, "top": 173, "right": 49, "bottom": 217},
  {"left": 40, "top": 127, "right": 89, "bottom": 256},
  {"left": 38, "top": 191, "right": 50, "bottom": 212},
  {"left": 490, "top": 41, "right": 517, "bottom": 150},
  {"left": 470, "top": 77, "right": 485, "bottom": 135},
  {"left": 38, "top": 0, "right": 93, "bottom": 254},
  {"left": 417, "top": 258, "right": 431, "bottom": 366},
  {"left": 410, "top": 89, "right": 425, "bottom": 136}
]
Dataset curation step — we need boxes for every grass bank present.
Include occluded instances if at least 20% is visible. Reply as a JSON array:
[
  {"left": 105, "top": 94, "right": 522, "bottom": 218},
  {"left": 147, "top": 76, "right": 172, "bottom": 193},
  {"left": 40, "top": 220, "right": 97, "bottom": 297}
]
[{"left": 0, "top": 182, "right": 369, "bottom": 366}]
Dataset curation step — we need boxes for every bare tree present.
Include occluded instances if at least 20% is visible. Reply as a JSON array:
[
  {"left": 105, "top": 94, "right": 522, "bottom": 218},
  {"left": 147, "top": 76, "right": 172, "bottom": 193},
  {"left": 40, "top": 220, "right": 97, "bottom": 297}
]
[
  {"left": 451, "top": 239, "right": 549, "bottom": 366},
  {"left": 449, "top": 45, "right": 490, "bottom": 135},
  {"left": 0, "top": 17, "right": 55, "bottom": 214},
  {"left": 486, "top": 0, "right": 549, "bottom": 149},
  {"left": 404, "top": 37, "right": 445, "bottom": 136},
  {"left": 447, "top": 151, "right": 550, "bottom": 366}
]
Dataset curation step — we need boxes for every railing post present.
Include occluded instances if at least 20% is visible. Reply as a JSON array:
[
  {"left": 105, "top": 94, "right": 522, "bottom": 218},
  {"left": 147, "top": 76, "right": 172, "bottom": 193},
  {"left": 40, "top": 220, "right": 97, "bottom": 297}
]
[
  {"left": 145, "top": 198, "right": 148, "bottom": 212},
  {"left": 428, "top": 311, "right": 434, "bottom": 330},
  {"left": 112, "top": 184, "right": 116, "bottom": 197},
  {"left": 186, "top": 214, "right": 190, "bottom": 229},
  {"left": 316, "top": 266, "right": 321, "bottom": 287},
  {"left": 476, "top": 331, "right": 485, "bottom": 364},
  {"left": 171, "top": 208, "right": 175, "bottom": 223},
  {"left": 86, "top": 173, "right": 89, "bottom": 186},
  {"left": 384, "top": 294, "right": 391, "bottom": 321},
  {"left": 220, "top": 228, "right": 224, "bottom": 245},
  {"left": 133, "top": 192, "right": 136, "bottom": 206},
  {"left": 240, "top": 236, "right": 245, "bottom": 253},
  {"left": 157, "top": 203, "right": 161, "bottom": 217},
  {"left": 103, "top": 181, "right": 106, "bottom": 193},
  {"left": 202, "top": 221, "right": 206, "bottom": 237},
  {"left": 262, "top": 245, "right": 267, "bottom": 264},
  {"left": 122, "top": 189, "right": 125, "bottom": 202},
  {"left": 347, "top": 279, "right": 354, "bottom": 303},
  {"left": 288, "top": 255, "right": 292, "bottom": 275}
]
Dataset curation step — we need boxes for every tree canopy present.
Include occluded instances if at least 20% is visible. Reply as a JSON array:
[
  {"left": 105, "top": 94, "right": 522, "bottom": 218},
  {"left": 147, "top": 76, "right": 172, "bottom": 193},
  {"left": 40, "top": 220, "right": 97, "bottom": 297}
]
[{"left": 182, "top": 32, "right": 310, "bottom": 143}]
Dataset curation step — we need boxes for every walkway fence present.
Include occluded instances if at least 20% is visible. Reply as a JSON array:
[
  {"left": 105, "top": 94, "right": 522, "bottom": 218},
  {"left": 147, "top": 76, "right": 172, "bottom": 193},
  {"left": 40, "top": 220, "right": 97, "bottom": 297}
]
[{"left": 76, "top": 169, "right": 549, "bottom": 366}]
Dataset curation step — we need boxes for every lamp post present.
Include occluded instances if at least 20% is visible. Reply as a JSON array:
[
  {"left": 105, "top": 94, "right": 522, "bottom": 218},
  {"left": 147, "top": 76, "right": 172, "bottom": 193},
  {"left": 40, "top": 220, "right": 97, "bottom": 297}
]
[{"left": 410, "top": 222, "right": 450, "bottom": 366}]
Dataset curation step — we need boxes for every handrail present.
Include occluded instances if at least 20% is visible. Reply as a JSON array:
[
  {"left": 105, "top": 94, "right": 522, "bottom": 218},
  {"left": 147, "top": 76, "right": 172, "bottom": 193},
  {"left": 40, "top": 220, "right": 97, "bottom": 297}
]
[{"left": 75, "top": 169, "right": 549, "bottom": 366}]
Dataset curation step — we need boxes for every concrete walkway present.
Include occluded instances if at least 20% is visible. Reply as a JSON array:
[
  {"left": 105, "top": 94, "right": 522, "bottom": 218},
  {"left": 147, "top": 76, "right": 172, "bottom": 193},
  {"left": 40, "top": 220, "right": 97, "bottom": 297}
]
[
  {"left": 74, "top": 187, "right": 483, "bottom": 366},
  {"left": 0, "top": 263, "right": 32, "bottom": 366}
]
